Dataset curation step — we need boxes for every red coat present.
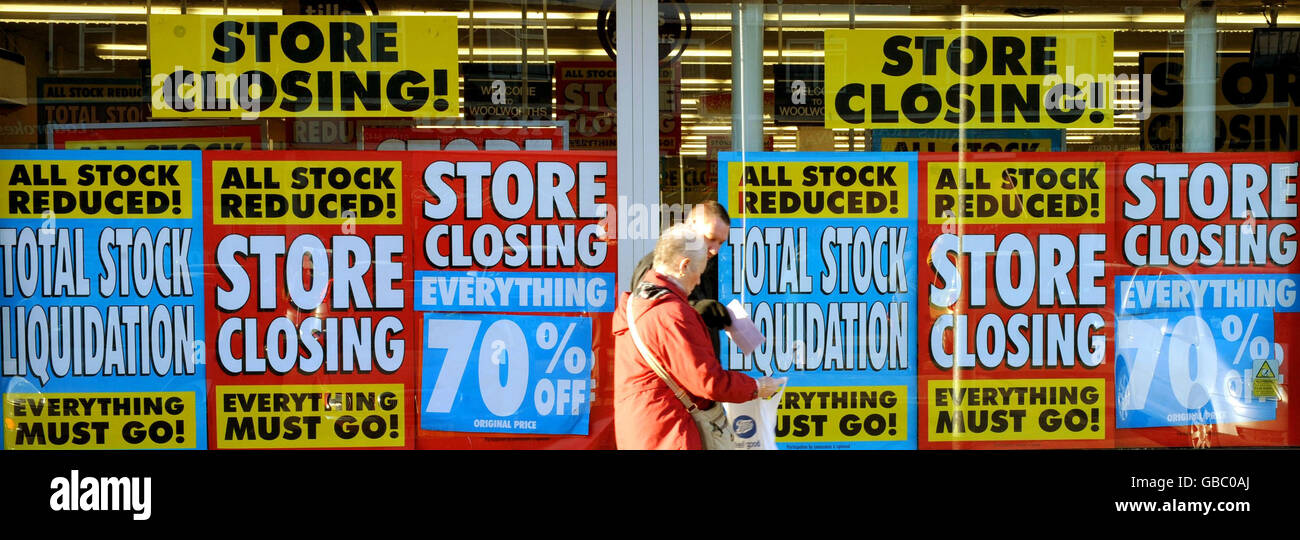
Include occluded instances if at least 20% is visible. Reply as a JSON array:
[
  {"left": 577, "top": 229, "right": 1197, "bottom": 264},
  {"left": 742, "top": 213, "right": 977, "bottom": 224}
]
[{"left": 611, "top": 271, "right": 758, "bottom": 450}]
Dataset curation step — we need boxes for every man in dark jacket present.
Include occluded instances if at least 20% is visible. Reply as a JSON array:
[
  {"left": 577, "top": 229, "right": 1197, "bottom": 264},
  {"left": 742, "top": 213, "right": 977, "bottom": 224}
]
[{"left": 629, "top": 201, "right": 732, "bottom": 352}]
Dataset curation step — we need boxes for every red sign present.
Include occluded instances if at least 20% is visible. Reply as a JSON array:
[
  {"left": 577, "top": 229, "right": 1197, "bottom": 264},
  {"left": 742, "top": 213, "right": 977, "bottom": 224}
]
[
  {"left": 201, "top": 149, "right": 619, "bottom": 449},
  {"left": 204, "top": 151, "right": 416, "bottom": 449},
  {"left": 50, "top": 121, "right": 264, "bottom": 150},
  {"left": 410, "top": 151, "right": 618, "bottom": 448},
  {"left": 918, "top": 152, "right": 1118, "bottom": 449},
  {"left": 359, "top": 124, "right": 566, "bottom": 151},
  {"left": 1113, "top": 152, "right": 1300, "bottom": 448},
  {"left": 556, "top": 61, "right": 681, "bottom": 155}
]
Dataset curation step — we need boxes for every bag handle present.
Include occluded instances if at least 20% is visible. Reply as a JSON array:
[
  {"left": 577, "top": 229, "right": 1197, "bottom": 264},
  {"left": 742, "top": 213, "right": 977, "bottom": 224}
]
[{"left": 625, "top": 291, "right": 702, "bottom": 414}]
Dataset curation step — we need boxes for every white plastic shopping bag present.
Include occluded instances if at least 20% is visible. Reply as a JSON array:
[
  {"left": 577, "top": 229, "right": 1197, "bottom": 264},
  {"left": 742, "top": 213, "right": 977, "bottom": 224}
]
[{"left": 723, "top": 384, "right": 785, "bottom": 450}]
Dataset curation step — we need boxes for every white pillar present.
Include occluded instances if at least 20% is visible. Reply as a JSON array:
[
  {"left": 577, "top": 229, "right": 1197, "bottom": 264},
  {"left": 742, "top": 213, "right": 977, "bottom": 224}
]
[
  {"left": 1183, "top": 0, "right": 1217, "bottom": 152},
  {"left": 616, "top": 0, "right": 660, "bottom": 290},
  {"left": 731, "top": 1, "right": 764, "bottom": 151}
]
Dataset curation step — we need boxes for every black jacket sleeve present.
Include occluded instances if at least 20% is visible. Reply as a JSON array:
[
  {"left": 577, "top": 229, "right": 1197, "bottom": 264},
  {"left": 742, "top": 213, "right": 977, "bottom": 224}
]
[{"left": 630, "top": 250, "right": 655, "bottom": 291}]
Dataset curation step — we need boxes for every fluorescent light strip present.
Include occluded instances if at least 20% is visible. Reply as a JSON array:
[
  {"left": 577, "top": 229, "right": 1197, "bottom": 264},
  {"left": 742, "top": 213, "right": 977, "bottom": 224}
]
[
  {"left": 458, "top": 47, "right": 605, "bottom": 56},
  {"left": 96, "top": 43, "right": 147, "bottom": 51},
  {"left": 744, "top": 12, "right": 1300, "bottom": 26},
  {"left": 390, "top": 10, "right": 590, "bottom": 20},
  {"left": 187, "top": 8, "right": 283, "bottom": 16},
  {"left": 0, "top": 4, "right": 174, "bottom": 14},
  {"left": 0, "top": 4, "right": 281, "bottom": 15},
  {"left": 683, "top": 78, "right": 776, "bottom": 85},
  {"left": 1, "top": 4, "right": 1291, "bottom": 29},
  {"left": 1, "top": 17, "right": 144, "bottom": 24}
]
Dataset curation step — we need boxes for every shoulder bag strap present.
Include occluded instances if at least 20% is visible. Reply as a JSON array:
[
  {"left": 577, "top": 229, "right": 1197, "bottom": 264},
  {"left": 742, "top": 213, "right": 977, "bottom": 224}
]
[{"left": 626, "top": 293, "right": 701, "bottom": 413}]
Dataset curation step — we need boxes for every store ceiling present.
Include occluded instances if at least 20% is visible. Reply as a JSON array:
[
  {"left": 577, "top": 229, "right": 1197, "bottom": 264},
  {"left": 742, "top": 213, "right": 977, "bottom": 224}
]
[
  {"left": 2, "top": 0, "right": 1297, "bottom": 22},
  {"left": 2, "top": 0, "right": 1292, "bottom": 149},
  {"left": 5, "top": 1, "right": 1286, "bottom": 77}
]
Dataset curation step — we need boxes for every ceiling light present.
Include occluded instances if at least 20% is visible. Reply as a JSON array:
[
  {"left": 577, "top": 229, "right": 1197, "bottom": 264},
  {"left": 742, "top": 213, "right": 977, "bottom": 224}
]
[{"left": 96, "top": 43, "right": 147, "bottom": 51}]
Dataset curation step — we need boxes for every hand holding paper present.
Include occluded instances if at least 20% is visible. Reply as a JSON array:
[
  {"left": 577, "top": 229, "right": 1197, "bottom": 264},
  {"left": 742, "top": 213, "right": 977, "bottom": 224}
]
[{"left": 724, "top": 299, "right": 766, "bottom": 356}]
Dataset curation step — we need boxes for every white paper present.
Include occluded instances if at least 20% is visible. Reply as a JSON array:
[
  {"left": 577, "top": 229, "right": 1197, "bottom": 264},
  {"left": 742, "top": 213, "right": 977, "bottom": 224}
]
[{"left": 725, "top": 298, "right": 766, "bottom": 356}]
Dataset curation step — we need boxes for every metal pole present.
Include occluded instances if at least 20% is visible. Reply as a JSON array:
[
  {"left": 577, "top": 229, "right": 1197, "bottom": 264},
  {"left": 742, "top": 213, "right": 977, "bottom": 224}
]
[
  {"left": 521, "top": 0, "right": 529, "bottom": 118},
  {"left": 731, "top": 1, "right": 763, "bottom": 152},
  {"left": 616, "top": 0, "right": 660, "bottom": 290},
  {"left": 1182, "top": 0, "right": 1217, "bottom": 152}
]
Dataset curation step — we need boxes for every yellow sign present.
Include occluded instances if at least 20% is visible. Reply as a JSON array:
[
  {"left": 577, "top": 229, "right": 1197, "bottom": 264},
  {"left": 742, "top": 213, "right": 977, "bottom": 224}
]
[
  {"left": 1141, "top": 53, "right": 1299, "bottom": 151},
  {"left": 64, "top": 137, "right": 254, "bottom": 150},
  {"left": 1, "top": 159, "right": 193, "bottom": 218},
  {"left": 727, "top": 160, "right": 910, "bottom": 218},
  {"left": 775, "top": 385, "right": 908, "bottom": 443},
  {"left": 211, "top": 160, "right": 402, "bottom": 225},
  {"left": 4, "top": 392, "right": 197, "bottom": 449},
  {"left": 824, "top": 30, "right": 1114, "bottom": 128},
  {"left": 928, "top": 378, "right": 1106, "bottom": 442},
  {"left": 215, "top": 384, "right": 406, "bottom": 448},
  {"left": 880, "top": 137, "right": 1055, "bottom": 153},
  {"left": 1253, "top": 360, "right": 1278, "bottom": 399},
  {"left": 925, "top": 161, "right": 1105, "bottom": 224},
  {"left": 148, "top": 15, "right": 460, "bottom": 118}
]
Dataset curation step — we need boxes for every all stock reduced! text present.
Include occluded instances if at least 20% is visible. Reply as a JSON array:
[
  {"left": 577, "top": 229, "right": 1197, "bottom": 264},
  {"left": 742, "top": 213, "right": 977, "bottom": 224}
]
[
  {"left": 2, "top": 161, "right": 191, "bottom": 219},
  {"left": 926, "top": 161, "right": 1105, "bottom": 224},
  {"left": 211, "top": 160, "right": 401, "bottom": 224}
]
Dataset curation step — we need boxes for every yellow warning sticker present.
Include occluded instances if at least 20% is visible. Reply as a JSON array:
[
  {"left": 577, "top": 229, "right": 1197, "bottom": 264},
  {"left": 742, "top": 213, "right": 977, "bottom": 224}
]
[{"left": 1252, "top": 360, "right": 1278, "bottom": 399}]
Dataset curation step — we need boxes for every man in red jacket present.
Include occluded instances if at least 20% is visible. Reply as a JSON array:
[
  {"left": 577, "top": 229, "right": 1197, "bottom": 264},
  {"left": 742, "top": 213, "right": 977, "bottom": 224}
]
[{"left": 612, "top": 224, "right": 783, "bottom": 450}]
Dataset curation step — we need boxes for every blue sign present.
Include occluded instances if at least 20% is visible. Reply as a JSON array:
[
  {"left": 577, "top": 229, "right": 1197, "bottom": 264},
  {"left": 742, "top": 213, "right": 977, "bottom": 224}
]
[
  {"left": 0, "top": 150, "right": 206, "bottom": 450},
  {"left": 718, "top": 151, "right": 918, "bottom": 449},
  {"left": 420, "top": 312, "right": 593, "bottom": 435},
  {"left": 415, "top": 270, "right": 616, "bottom": 313},
  {"left": 1115, "top": 273, "right": 1298, "bottom": 429}
]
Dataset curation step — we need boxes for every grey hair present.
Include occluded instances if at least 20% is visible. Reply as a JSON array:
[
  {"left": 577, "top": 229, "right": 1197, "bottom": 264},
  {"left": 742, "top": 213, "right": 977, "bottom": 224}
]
[{"left": 652, "top": 223, "right": 708, "bottom": 276}]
